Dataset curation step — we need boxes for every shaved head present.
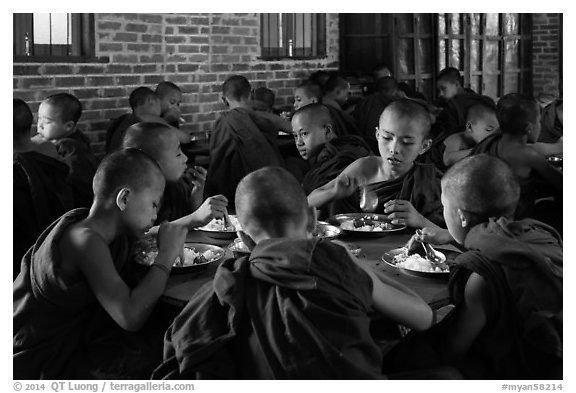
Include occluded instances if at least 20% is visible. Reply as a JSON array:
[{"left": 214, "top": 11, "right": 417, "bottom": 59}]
[
  {"left": 292, "top": 103, "right": 333, "bottom": 128},
  {"left": 380, "top": 99, "right": 432, "bottom": 139},
  {"left": 442, "top": 154, "right": 520, "bottom": 219},
  {"left": 235, "top": 167, "right": 308, "bottom": 237},
  {"left": 121, "top": 122, "right": 178, "bottom": 161},
  {"left": 93, "top": 148, "right": 165, "bottom": 202}
]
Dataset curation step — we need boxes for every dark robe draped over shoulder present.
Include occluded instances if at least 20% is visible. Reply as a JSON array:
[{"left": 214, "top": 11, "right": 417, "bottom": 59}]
[
  {"left": 302, "top": 135, "right": 372, "bottom": 218},
  {"left": 205, "top": 108, "right": 285, "bottom": 207},
  {"left": 13, "top": 152, "right": 75, "bottom": 280},
  {"left": 365, "top": 163, "right": 445, "bottom": 227},
  {"left": 471, "top": 133, "right": 538, "bottom": 220},
  {"left": 326, "top": 105, "right": 361, "bottom": 138},
  {"left": 156, "top": 179, "right": 195, "bottom": 224},
  {"left": 105, "top": 113, "right": 140, "bottom": 153},
  {"left": 426, "top": 93, "right": 496, "bottom": 171},
  {"left": 383, "top": 218, "right": 562, "bottom": 379},
  {"left": 352, "top": 93, "right": 395, "bottom": 154},
  {"left": 447, "top": 218, "right": 563, "bottom": 379},
  {"left": 54, "top": 130, "right": 99, "bottom": 208},
  {"left": 538, "top": 100, "right": 563, "bottom": 143},
  {"left": 153, "top": 239, "right": 384, "bottom": 380}
]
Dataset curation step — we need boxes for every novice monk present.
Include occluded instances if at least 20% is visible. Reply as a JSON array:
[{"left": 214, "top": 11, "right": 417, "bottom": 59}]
[
  {"left": 383, "top": 154, "right": 562, "bottom": 379},
  {"left": 293, "top": 80, "right": 323, "bottom": 111},
  {"left": 14, "top": 149, "right": 189, "bottom": 379},
  {"left": 442, "top": 103, "right": 499, "bottom": 168},
  {"left": 35, "top": 92, "right": 99, "bottom": 208},
  {"left": 122, "top": 122, "right": 228, "bottom": 228},
  {"left": 308, "top": 99, "right": 445, "bottom": 229},
  {"left": 153, "top": 167, "right": 433, "bottom": 379},
  {"left": 471, "top": 93, "right": 562, "bottom": 220},
  {"left": 13, "top": 98, "right": 75, "bottom": 279},
  {"left": 155, "top": 81, "right": 184, "bottom": 128},
  {"left": 105, "top": 87, "right": 162, "bottom": 153},
  {"left": 293, "top": 103, "right": 372, "bottom": 217},
  {"left": 252, "top": 86, "right": 276, "bottom": 113},
  {"left": 205, "top": 75, "right": 299, "bottom": 206},
  {"left": 322, "top": 73, "right": 361, "bottom": 136},
  {"left": 352, "top": 77, "right": 404, "bottom": 154}
]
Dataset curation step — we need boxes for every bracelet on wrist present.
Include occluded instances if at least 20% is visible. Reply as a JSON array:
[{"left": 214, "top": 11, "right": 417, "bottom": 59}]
[{"left": 150, "top": 263, "right": 171, "bottom": 276}]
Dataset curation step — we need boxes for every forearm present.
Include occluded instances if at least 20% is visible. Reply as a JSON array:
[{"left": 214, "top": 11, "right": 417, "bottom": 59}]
[{"left": 307, "top": 187, "right": 337, "bottom": 208}]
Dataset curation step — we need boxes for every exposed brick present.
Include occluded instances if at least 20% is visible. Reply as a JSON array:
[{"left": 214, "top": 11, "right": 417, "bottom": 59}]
[
  {"left": 178, "top": 26, "right": 199, "bottom": 35},
  {"left": 99, "top": 43, "right": 124, "bottom": 52},
  {"left": 138, "top": 14, "right": 163, "bottom": 24},
  {"left": 43, "top": 65, "right": 76, "bottom": 75},
  {"left": 71, "top": 89, "right": 100, "bottom": 99},
  {"left": 77, "top": 65, "right": 106, "bottom": 74},
  {"left": 165, "top": 16, "right": 187, "bottom": 24},
  {"left": 140, "top": 54, "right": 164, "bottom": 62},
  {"left": 189, "top": 36, "right": 210, "bottom": 44},
  {"left": 232, "top": 63, "right": 250, "bottom": 71},
  {"left": 112, "top": 54, "right": 139, "bottom": 63},
  {"left": 200, "top": 27, "right": 210, "bottom": 34},
  {"left": 191, "top": 17, "right": 210, "bottom": 25},
  {"left": 86, "top": 76, "right": 115, "bottom": 86},
  {"left": 107, "top": 64, "right": 133, "bottom": 73},
  {"left": 178, "top": 45, "right": 201, "bottom": 53},
  {"left": 114, "top": 32, "right": 138, "bottom": 42},
  {"left": 212, "top": 46, "right": 229, "bottom": 54},
  {"left": 115, "top": 75, "right": 141, "bottom": 85},
  {"left": 166, "top": 36, "right": 187, "bottom": 44},
  {"left": 142, "top": 34, "right": 163, "bottom": 43},
  {"left": 143, "top": 75, "right": 166, "bottom": 84},
  {"left": 188, "top": 54, "right": 209, "bottom": 63},
  {"left": 102, "top": 87, "right": 127, "bottom": 97},
  {"left": 98, "top": 21, "right": 122, "bottom": 30},
  {"left": 55, "top": 77, "right": 85, "bottom": 87},
  {"left": 197, "top": 74, "right": 218, "bottom": 83},
  {"left": 232, "top": 27, "right": 251, "bottom": 36},
  {"left": 178, "top": 64, "right": 200, "bottom": 72},
  {"left": 210, "top": 64, "right": 231, "bottom": 72},
  {"left": 212, "top": 26, "right": 231, "bottom": 34},
  {"left": 126, "top": 23, "right": 148, "bottom": 33},
  {"left": 13, "top": 65, "right": 41, "bottom": 76},
  {"left": 127, "top": 43, "right": 152, "bottom": 52},
  {"left": 133, "top": 64, "right": 158, "bottom": 73}
]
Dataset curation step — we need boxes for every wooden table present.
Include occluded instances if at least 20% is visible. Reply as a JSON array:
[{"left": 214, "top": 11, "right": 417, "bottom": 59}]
[{"left": 162, "top": 229, "right": 455, "bottom": 310}]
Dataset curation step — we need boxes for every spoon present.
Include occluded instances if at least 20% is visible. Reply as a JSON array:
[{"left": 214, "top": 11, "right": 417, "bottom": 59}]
[
  {"left": 415, "top": 229, "right": 446, "bottom": 269},
  {"left": 359, "top": 186, "right": 378, "bottom": 213}
]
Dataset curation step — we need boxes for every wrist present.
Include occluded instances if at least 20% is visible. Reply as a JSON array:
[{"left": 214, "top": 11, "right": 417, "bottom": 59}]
[{"left": 150, "top": 263, "right": 171, "bottom": 276}]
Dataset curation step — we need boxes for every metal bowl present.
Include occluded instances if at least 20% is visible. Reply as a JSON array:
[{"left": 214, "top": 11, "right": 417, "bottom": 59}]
[
  {"left": 228, "top": 238, "right": 251, "bottom": 258},
  {"left": 312, "top": 221, "right": 342, "bottom": 240},
  {"left": 381, "top": 247, "right": 461, "bottom": 279},
  {"left": 195, "top": 215, "right": 240, "bottom": 240}
]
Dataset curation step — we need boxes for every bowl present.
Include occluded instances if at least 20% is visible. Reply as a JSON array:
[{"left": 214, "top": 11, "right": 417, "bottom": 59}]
[
  {"left": 134, "top": 242, "right": 226, "bottom": 275},
  {"left": 381, "top": 246, "right": 461, "bottom": 279},
  {"left": 196, "top": 215, "right": 241, "bottom": 240},
  {"left": 312, "top": 221, "right": 342, "bottom": 240},
  {"left": 327, "top": 213, "right": 407, "bottom": 237},
  {"left": 228, "top": 238, "right": 251, "bottom": 258}
]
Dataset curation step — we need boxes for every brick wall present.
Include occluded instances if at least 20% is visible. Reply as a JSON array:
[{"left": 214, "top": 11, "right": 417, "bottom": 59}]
[
  {"left": 13, "top": 13, "right": 340, "bottom": 155},
  {"left": 532, "top": 13, "right": 562, "bottom": 97}
]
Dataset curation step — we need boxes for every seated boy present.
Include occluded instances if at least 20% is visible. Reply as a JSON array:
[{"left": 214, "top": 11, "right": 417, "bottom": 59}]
[
  {"left": 383, "top": 154, "right": 562, "bottom": 379},
  {"left": 308, "top": 99, "right": 445, "bottom": 229},
  {"left": 35, "top": 92, "right": 99, "bottom": 208},
  {"left": 122, "top": 122, "right": 228, "bottom": 227},
  {"left": 13, "top": 98, "right": 75, "bottom": 279},
  {"left": 533, "top": 98, "right": 562, "bottom": 157},
  {"left": 293, "top": 80, "right": 323, "bottom": 112},
  {"left": 322, "top": 73, "right": 361, "bottom": 136},
  {"left": 293, "top": 103, "right": 372, "bottom": 217},
  {"left": 427, "top": 67, "right": 496, "bottom": 169},
  {"left": 105, "top": 86, "right": 163, "bottom": 153},
  {"left": 205, "top": 75, "right": 298, "bottom": 206},
  {"left": 471, "top": 93, "right": 562, "bottom": 220},
  {"left": 153, "top": 167, "right": 433, "bottom": 379},
  {"left": 352, "top": 77, "right": 404, "bottom": 154},
  {"left": 442, "top": 103, "right": 499, "bottom": 168},
  {"left": 14, "top": 149, "right": 189, "bottom": 379},
  {"left": 251, "top": 86, "right": 276, "bottom": 113},
  {"left": 155, "top": 81, "right": 184, "bottom": 128}
]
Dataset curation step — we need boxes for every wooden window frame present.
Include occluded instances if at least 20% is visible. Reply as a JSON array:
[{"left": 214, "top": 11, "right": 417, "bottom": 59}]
[{"left": 13, "top": 13, "right": 106, "bottom": 63}]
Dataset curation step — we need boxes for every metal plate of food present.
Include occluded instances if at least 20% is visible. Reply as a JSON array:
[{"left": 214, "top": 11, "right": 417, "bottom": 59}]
[
  {"left": 312, "top": 221, "right": 342, "bottom": 240},
  {"left": 196, "top": 215, "right": 241, "bottom": 240},
  {"left": 381, "top": 247, "right": 461, "bottom": 279},
  {"left": 228, "top": 238, "right": 251, "bottom": 258},
  {"left": 327, "top": 213, "right": 407, "bottom": 237},
  {"left": 135, "top": 242, "right": 225, "bottom": 275}
]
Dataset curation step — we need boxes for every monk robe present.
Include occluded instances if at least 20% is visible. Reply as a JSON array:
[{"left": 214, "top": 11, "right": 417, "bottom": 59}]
[
  {"left": 13, "top": 152, "right": 75, "bottom": 280},
  {"left": 152, "top": 239, "right": 384, "bottom": 380},
  {"left": 352, "top": 93, "right": 395, "bottom": 154},
  {"left": 205, "top": 108, "right": 285, "bottom": 207},
  {"left": 426, "top": 93, "right": 496, "bottom": 171},
  {"left": 156, "top": 178, "right": 196, "bottom": 224},
  {"left": 326, "top": 105, "right": 361, "bottom": 137},
  {"left": 363, "top": 162, "right": 445, "bottom": 227},
  {"left": 302, "top": 135, "right": 372, "bottom": 218},
  {"left": 384, "top": 218, "right": 562, "bottom": 379},
  {"left": 539, "top": 100, "right": 562, "bottom": 143},
  {"left": 54, "top": 130, "right": 99, "bottom": 208},
  {"left": 105, "top": 113, "right": 140, "bottom": 153},
  {"left": 470, "top": 133, "right": 541, "bottom": 220},
  {"left": 13, "top": 208, "right": 166, "bottom": 379}
]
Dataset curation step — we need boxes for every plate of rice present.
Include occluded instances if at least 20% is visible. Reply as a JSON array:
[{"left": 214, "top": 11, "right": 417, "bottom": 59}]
[
  {"left": 327, "top": 213, "right": 406, "bottom": 237},
  {"left": 135, "top": 242, "right": 225, "bottom": 274},
  {"left": 196, "top": 215, "right": 242, "bottom": 240},
  {"left": 381, "top": 247, "right": 460, "bottom": 279}
]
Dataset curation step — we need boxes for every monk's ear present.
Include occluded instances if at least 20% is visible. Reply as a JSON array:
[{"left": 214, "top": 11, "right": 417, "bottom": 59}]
[
  {"left": 465, "top": 121, "right": 473, "bottom": 133},
  {"left": 116, "top": 188, "right": 131, "bottom": 211},
  {"left": 64, "top": 120, "right": 76, "bottom": 133},
  {"left": 221, "top": 96, "right": 230, "bottom": 108},
  {"left": 457, "top": 208, "right": 469, "bottom": 228},
  {"left": 324, "top": 124, "right": 336, "bottom": 139},
  {"left": 311, "top": 97, "right": 318, "bottom": 104},
  {"left": 419, "top": 138, "right": 433, "bottom": 155}
]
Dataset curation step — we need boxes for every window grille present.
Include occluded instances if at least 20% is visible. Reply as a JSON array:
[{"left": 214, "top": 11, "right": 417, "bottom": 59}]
[{"left": 261, "top": 13, "right": 326, "bottom": 59}]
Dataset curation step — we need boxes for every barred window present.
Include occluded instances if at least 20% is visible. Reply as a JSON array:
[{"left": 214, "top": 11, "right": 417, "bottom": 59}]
[
  {"left": 13, "top": 13, "right": 97, "bottom": 62},
  {"left": 261, "top": 13, "right": 326, "bottom": 59}
]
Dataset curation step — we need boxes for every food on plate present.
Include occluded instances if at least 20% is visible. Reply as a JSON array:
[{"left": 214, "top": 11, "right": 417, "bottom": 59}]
[
  {"left": 340, "top": 219, "right": 394, "bottom": 232},
  {"left": 140, "top": 247, "right": 218, "bottom": 267},
  {"left": 201, "top": 216, "right": 241, "bottom": 232},
  {"left": 392, "top": 248, "right": 448, "bottom": 273}
]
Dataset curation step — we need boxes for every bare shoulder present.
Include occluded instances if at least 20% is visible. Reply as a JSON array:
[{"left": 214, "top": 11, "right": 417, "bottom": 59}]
[
  {"left": 464, "top": 272, "right": 491, "bottom": 309},
  {"left": 444, "top": 132, "right": 466, "bottom": 149},
  {"left": 343, "top": 156, "right": 382, "bottom": 177}
]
